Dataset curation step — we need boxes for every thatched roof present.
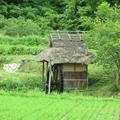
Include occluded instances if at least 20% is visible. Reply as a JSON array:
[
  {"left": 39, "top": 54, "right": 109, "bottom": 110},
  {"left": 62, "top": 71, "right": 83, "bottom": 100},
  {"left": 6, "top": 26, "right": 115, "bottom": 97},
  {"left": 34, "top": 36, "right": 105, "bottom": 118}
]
[
  {"left": 36, "top": 31, "right": 93, "bottom": 64},
  {"left": 49, "top": 31, "right": 84, "bottom": 48},
  {"left": 49, "top": 31, "right": 82, "bottom": 41},
  {"left": 36, "top": 48, "right": 93, "bottom": 64}
]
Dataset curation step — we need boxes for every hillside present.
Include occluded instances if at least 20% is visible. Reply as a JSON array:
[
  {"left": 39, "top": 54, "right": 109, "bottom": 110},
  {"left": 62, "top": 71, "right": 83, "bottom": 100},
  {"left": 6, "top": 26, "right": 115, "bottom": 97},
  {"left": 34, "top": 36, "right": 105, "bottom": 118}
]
[{"left": 0, "top": 0, "right": 120, "bottom": 95}]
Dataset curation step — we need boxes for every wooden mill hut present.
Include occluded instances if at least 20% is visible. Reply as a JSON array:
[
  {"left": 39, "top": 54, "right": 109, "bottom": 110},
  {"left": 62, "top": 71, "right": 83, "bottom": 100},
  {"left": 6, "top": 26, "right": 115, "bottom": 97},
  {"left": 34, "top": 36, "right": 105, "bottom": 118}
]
[{"left": 36, "top": 31, "right": 93, "bottom": 93}]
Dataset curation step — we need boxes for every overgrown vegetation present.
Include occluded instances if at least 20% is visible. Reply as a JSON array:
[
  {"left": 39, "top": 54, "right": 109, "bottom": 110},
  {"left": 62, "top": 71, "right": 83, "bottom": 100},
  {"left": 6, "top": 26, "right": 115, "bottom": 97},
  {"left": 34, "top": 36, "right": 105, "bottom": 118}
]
[
  {"left": 0, "top": 0, "right": 120, "bottom": 34},
  {"left": 0, "top": 35, "right": 48, "bottom": 55},
  {"left": 0, "top": 72, "right": 41, "bottom": 91},
  {"left": 0, "top": 0, "right": 119, "bottom": 94},
  {"left": 85, "top": 2, "right": 120, "bottom": 85}
]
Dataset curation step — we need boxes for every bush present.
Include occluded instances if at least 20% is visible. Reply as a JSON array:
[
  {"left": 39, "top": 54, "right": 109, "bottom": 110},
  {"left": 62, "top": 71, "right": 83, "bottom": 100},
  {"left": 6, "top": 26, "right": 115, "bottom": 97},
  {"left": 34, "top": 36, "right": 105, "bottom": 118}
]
[
  {"left": 88, "top": 64, "right": 100, "bottom": 85},
  {"left": 0, "top": 55, "right": 12, "bottom": 67},
  {"left": 0, "top": 35, "right": 48, "bottom": 55},
  {"left": 0, "top": 36, "right": 15, "bottom": 45},
  {"left": 111, "top": 84, "right": 120, "bottom": 92},
  {"left": 0, "top": 15, "right": 7, "bottom": 28},
  {"left": 88, "top": 64, "right": 109, "bottom": 86},
  {"left": 0, "top": 35, "right": 48, "bottom": 46},
  {"left": 0, "top": 45, "right": 45, "bottom": 55},
  {"left": 16, "top": 35, "right": 48, "bottom": 46},
  {"left": 0, "top": 72, "right": 42, "bottom": 91},
  {"left": 5, "top": 18, "right": 41, "bottom": 36}
]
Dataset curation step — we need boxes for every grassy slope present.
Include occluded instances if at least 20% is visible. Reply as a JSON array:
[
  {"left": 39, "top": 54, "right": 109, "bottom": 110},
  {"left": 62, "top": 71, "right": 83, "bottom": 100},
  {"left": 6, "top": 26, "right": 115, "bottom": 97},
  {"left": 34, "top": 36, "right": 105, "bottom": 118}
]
[
  {"left": 0, "top": 91, "right": 120, "bottom": 120},
  {"left": 0, "top": 35, "right": 119, "bottom": 96},
  {"left": 0, "top": 55, "right": 120, "bottom": 96},
  {"left": 87, "top": 64, "right": 113, "bottom": 96},
  {"left": 0, "top": 55, "right": 114, "bottom": 96}
]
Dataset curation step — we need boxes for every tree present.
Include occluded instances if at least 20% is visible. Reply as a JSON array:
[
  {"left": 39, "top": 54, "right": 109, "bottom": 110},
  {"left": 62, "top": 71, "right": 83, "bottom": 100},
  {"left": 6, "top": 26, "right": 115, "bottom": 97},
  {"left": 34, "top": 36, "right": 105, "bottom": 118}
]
[
  {"left": 85, "top": 2, "right": 120, "bottom": 84},
  {"left": 5, "top": 17, "right": 41, "bottom": 36},
  {"left": 3, "top": 0, "right": 23, "bottom": 4}
]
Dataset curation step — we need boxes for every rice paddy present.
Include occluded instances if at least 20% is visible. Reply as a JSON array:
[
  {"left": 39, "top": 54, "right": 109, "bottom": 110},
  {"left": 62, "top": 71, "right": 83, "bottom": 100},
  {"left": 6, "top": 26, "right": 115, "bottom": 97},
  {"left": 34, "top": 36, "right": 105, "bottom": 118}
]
[{"left": 0, "top": 91, "right": 120, "bottom": 120}]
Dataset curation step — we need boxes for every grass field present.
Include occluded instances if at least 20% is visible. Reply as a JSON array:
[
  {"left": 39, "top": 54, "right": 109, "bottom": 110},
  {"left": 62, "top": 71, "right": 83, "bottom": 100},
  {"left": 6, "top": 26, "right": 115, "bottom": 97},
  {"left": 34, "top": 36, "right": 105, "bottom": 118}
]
[
  {"left": 0, "top": 34, "right": 120, "bottom": 120},
  {"left": 0, "top": 91, "right": 120, "bottom": 120}
]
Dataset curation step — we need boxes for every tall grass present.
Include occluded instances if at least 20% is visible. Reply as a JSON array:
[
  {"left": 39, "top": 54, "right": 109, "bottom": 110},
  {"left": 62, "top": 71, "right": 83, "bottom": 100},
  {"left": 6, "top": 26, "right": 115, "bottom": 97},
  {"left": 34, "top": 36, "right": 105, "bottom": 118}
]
[
  {"left": 0, "top": 45, "right": 46, "bottom": 55},
  {"left": 0, "top": 35, "right": 48, "bottom": 55},
  {"left": 0, "top": 71, "right": 42, "bottom": 91},
  {"left": 0, "top": 35, "right": 48, "bottom": 46}
]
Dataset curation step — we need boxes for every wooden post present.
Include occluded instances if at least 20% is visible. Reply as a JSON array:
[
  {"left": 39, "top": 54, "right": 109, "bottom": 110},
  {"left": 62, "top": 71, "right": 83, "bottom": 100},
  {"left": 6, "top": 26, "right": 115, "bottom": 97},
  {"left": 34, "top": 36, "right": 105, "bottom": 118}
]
[
  {"left": 42, "top": 61, "right": 45, "bottom": 83},
  {"left": 45, "top": 62, "right": 49, "bottom": 94},
  {"left": 57, "top": 65, "right": 60, "bottom": 92},
  {"left": 57, "top": 65, "right": 63, "bottom": 92},
  {"left": 86, "top": 65, "right": 88, "bottom": 90},
  {"left": 48, "top": 62, "right": 52, "bottom": 94},
  {"left": 46, "top": 62, "right": 48, "bottom": 74}
]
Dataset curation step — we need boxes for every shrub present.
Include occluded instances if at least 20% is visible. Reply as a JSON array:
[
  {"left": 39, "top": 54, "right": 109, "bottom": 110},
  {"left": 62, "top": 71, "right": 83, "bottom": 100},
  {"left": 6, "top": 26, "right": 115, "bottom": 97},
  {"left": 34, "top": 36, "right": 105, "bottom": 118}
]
[
  {"left": 0, "top": 45, "right": 44, "bottom": 55},
  {"left": 88, "top": 64, "right": 101, "bottom": 85},
  {"left": 111, "top": 84, "right": 120, "bottom": 92},
  {"left": 0, "top": 36, "right": 15, "bottom": 45},
  {"left": 0, "top": 72, "right": 42, "bottom": 91},
  {"left": 5, "top": 18, "right": 41, "bottom": 36},
  {"left": 0, "top": 55, "right": 13, "bottom": 67},
  {"left": 0, "top": 14, "right": 7, "bottom": 28},
  {"left": 16, "top": 35, "right": 48, "bottom": 46},
  {"left": 0, "top": 35, "right": 48, "bottom": 46},
  {"left": 0, "top": 45, "right": 46, "bottom": 55}
]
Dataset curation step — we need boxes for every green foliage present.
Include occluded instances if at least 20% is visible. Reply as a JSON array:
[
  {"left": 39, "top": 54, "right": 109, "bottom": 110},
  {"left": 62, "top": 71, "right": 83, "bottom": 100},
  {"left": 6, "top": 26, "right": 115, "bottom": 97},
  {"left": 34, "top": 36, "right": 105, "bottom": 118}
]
[
  {"left": 88, "top": 64, "right": 110, "bottom": 86},
  {"left": 0, "top": 55, "right": 12, "bottom": 66},
  {"left": 95, "top": 2, "right": 120, "bottom": 22},
  {"left": 0, "top": 35, "right": 47, "bottom": 55},
  {"left": 5, "top": 18, "right": 41, "bottom": 36},
  {"left": 85, "top": 2, "right": 120, "bottom": 84},
  {"left": 0, "top": 72, "right": 42, "bottom": 91},
  {"left": 0, "top": 0, "right": 119, "bottom": 94},
  {"left": 86, "top": 0, "right": 105, "bottom": 11},
  {"left": 0, "top": 15, "right": 7, "bottom": 28},
  {"left": 111, "top": 84, "right": 120, "bottom": 92},
  {"left": 35, "top": 17, "right": 52, "bottom": 33},
  {"left": 0, "top": 45, "right": 45, "bottom": 55},
  {"left": 106, "top": 0, "right": 120, "bottom": 5},
  {"left": 0, "top": 35, "right": 48, "bottom": 45},
  {"left": 0, "top": 35, "right": 48, "bottom": 55},
  {"left": 0, "top": 0, "right": 119, "bottom": 32}
]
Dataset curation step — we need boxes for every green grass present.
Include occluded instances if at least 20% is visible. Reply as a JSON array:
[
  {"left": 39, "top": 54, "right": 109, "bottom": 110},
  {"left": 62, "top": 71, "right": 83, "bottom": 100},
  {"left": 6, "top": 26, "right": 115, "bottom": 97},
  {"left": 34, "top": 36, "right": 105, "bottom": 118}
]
[
  {"left": 0, "top": 35, "right": 48, "bottom": 46},
  {"left": 0, "top": 91, "right": 120, "bottom": 120},
  {"left": 0, "top": 71, "right": 42, "bottom": 91},
  {"left": 0, "top": 35, "right": 48, "bottom": 55},
  {"left": 0, "top": 45, "right": 46, "bottom": 55},
  {"left": 0, "top": 56, "right": 119, "bottom": 95}
]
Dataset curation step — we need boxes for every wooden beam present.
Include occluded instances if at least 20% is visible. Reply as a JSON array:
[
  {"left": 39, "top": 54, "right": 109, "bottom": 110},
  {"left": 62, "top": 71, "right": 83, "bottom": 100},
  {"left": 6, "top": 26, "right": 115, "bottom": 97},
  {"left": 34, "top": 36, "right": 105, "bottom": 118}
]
[
  {"left": 86, "top": 65, "right": 88, "bottom": 90},
  {"left": 48, "top": 62, "right": 52, "bottom": 94},
  {"left": 57, "top": 65, "right": 63, "bottom": 92},
  {"left": 42, "top": 61, "right": 45, "bottom": 82},
  {"left": 46, "top": 62, "right": 48, "bottom": 73},
  {"left": 48, "top": 71, "right": 51, "bottom": 94},
  {"left": 45, "top": 62, "right": 49, "bottom": 94}
]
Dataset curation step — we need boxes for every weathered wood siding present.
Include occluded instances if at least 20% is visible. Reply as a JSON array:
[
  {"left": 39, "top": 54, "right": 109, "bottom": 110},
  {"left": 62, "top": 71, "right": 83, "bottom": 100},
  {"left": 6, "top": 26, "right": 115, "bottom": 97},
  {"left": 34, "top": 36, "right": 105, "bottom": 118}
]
[
  {"left": 63, "top": 63, "right": 87, "bottom": 89},
  {"left": 63, "top": 64, "right": 86, "bottom": 72}
]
